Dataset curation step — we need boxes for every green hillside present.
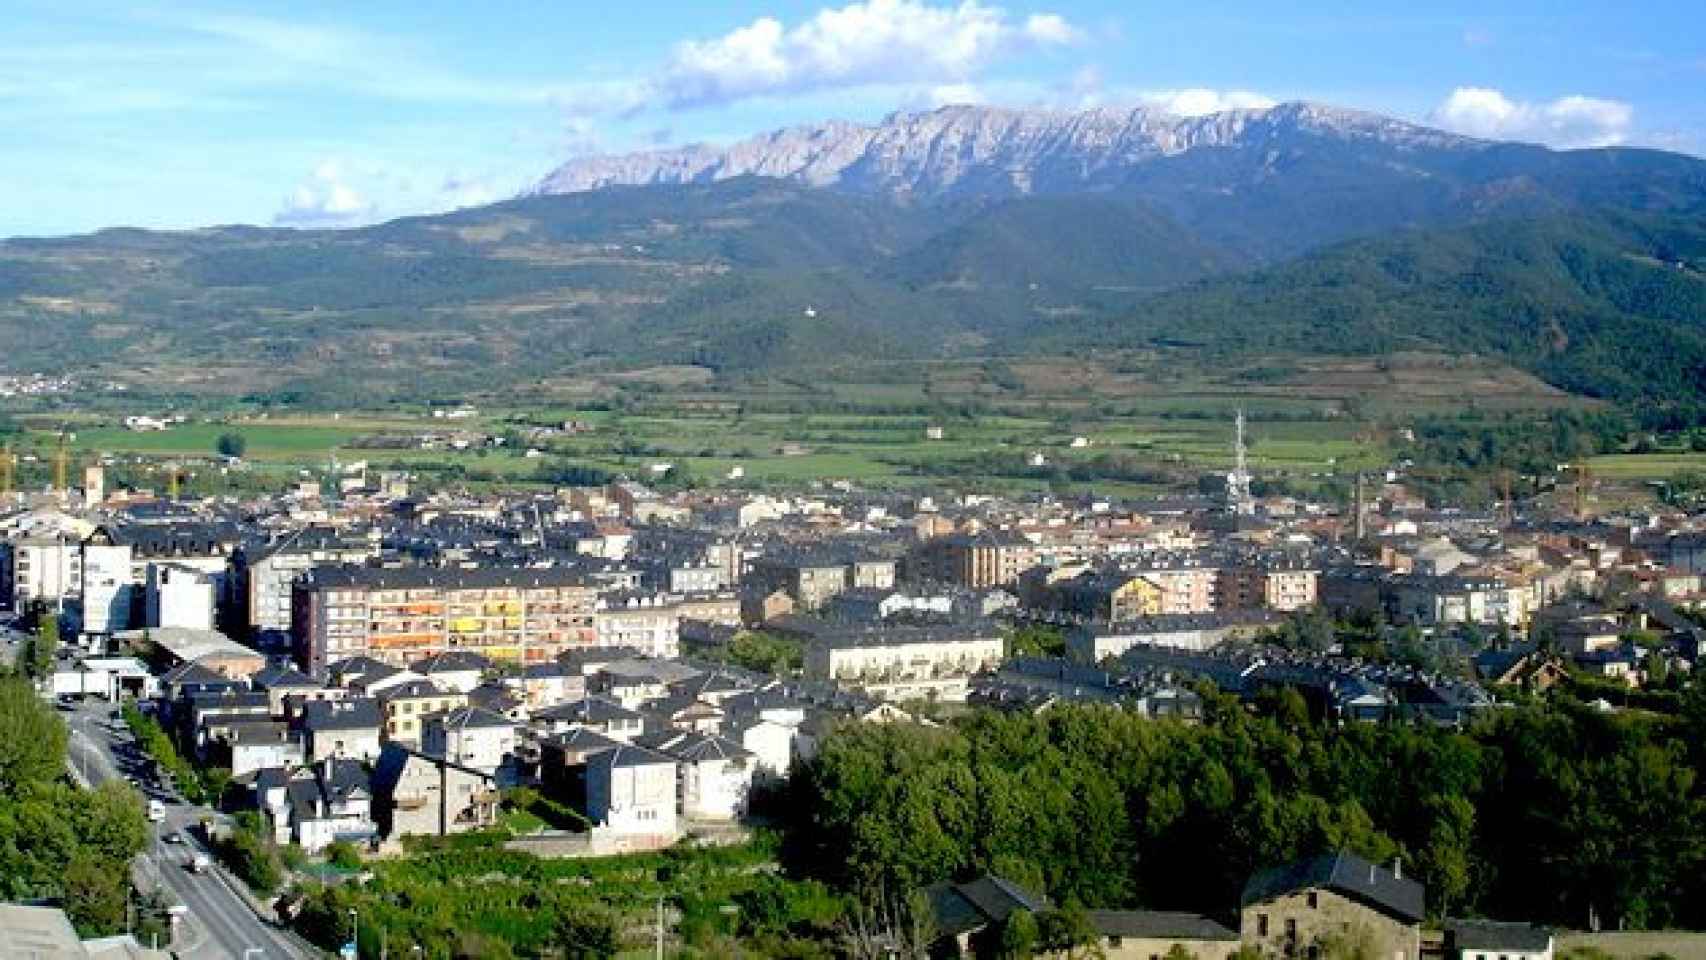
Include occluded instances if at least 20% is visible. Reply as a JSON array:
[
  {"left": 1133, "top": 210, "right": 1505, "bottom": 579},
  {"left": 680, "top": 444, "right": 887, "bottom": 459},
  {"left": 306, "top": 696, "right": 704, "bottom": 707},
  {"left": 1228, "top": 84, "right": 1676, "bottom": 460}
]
[{"left": 1067, "top": 213, "right": 1706, "bottom": 426}]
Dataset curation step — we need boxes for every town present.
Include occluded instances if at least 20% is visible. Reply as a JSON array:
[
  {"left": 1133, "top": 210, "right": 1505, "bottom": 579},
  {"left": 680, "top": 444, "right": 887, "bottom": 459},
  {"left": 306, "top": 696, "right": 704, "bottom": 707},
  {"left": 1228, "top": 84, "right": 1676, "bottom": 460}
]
[{"left": 3, "top": 409, "right": 1704, "bottom": 959}]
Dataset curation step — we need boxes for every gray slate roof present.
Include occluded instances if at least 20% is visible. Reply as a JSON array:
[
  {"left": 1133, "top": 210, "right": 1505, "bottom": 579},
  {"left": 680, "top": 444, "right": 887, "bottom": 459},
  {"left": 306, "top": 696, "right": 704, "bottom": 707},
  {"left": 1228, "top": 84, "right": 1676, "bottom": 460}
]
[
  {"left": 1086, "top": 910, "right": 1239, "bottom": 941},
  {"left": 1447, "top": 920, "right": 1553, "bottom": 952},
  {"left": 1241, "top": 850, "right": 1425, "bottom": 924}
]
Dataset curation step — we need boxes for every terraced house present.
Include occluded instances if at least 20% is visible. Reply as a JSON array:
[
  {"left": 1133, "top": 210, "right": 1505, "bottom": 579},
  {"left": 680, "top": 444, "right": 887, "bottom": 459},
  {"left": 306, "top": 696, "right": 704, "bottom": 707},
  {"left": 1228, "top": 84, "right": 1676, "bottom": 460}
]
[{"left": 292, "top": 565, "right": 597, "bottom": 670}]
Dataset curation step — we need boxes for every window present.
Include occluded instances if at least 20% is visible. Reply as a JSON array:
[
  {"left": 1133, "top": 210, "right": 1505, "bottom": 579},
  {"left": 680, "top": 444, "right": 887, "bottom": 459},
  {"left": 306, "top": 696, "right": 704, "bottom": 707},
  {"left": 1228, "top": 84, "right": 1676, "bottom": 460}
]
[
  {"left": 1308, "top": 891, "right": 1319, "bottom": 909},
  {"left": 1286, "top": 919, "right": 1297, "bottom": 940},
  {"left": 1258, "top": 915, "right": 1269, "bottom": 937}
]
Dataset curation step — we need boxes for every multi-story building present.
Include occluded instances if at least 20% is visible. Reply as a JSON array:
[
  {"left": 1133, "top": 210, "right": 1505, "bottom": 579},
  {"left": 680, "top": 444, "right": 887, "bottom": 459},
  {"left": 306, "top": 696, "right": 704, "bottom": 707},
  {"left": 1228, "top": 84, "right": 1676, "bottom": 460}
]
[
  {"left": 377, "top": 680, "right": 468, "bottom": 747},
  {"left": 1130, "top": 566, "right": 1218, "bottom": 615},
  {"left": 746, "top": 550, "right": 895, "bottom": 611},
  {"left": 592, "top": 593, "right": 681, "bottom": 658},
  {"left": 8, "top": 536, "right": 82, "bottom": 611},
  {"left": 146, "top": 563, "right": 217, "bottom": 631},
  {"left": 908, "top": 531, "right": 1039, "bottom": 589},
  {"left": 244, "top": 528, "right": 376, "bottom": 637},
  {"left": 1216, "top": 564, "right": 1319, "bottom": 612},
  {"left": 79, "top": 527, "right": 134, "bottom": 635},
  {"left": 292, "top": 566, "right": 598, "bottom": 672},
  {"left": 802, "top": 623, "right": 1005, "bottom": 691}
]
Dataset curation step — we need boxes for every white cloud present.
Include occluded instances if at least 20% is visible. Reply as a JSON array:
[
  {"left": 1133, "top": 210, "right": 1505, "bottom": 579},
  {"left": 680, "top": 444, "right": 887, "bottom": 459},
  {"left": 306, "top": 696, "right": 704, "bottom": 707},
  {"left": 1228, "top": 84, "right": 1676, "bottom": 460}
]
[
  {"left": 654, "top": 0, "right": 1080, "bottom": 109},
  {"left": 1431, "top": 86, "right": 1634, "bottom": 148},
  {"left": 928, "top": 83, "right": 986, "bottom": 106},
  {"left": 1461, "top": 27, "right": 1494, "bottom": 48},
  {"left": 1023, "top": 13, "right": 1081, "bottom": 45},
  {"left": 273, "top": 161, "right": 376, "bottom": 228},
  {"left": 1139, "top": 88, "right": 1278, "bottom": 117}
]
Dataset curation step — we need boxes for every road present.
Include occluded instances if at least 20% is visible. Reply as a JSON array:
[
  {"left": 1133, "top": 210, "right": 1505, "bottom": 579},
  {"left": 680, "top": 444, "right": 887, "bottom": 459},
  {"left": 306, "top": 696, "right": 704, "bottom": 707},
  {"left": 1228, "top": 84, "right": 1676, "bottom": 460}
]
[{"left": 62, "top": 699, "right": 315, "bottom": 960}]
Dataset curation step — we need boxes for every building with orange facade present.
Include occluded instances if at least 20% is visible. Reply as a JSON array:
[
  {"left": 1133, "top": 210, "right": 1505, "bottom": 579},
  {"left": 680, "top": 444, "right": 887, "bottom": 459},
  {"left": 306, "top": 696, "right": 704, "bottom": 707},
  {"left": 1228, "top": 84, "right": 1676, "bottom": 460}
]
[{"left": 293, "top": 566, "right": 597, "bottom": 672}]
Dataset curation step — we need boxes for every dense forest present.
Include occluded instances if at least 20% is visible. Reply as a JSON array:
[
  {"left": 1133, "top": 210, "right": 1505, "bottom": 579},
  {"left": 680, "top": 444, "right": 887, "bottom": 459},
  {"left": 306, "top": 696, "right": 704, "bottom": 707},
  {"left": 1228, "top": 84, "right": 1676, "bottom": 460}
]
[{"left": 783, "top": 692, "right": 1706, "bottom": 931}]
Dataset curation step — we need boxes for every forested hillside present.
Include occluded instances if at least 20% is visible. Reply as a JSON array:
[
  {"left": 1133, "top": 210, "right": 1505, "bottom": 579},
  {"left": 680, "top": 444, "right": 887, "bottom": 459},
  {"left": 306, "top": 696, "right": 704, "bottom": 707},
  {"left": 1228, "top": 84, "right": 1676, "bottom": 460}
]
[{"left": 1063, "top": 213, "right": 1706, "bottom": 427}]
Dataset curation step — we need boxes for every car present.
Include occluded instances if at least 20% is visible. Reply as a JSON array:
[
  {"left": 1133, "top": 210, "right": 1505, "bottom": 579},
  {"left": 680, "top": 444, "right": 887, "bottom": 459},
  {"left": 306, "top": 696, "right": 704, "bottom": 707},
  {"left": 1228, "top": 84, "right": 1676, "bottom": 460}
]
[{"left": 165, "top": 832, "right": 186, "bottom": 844}]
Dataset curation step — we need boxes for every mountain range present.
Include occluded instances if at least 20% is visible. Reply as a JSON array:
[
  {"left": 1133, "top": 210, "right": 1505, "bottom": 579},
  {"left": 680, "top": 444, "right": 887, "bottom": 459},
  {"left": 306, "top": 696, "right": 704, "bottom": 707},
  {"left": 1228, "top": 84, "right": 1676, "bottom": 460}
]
[{"left": 3, "top": 102, "right": 1705, "bottom": 416}]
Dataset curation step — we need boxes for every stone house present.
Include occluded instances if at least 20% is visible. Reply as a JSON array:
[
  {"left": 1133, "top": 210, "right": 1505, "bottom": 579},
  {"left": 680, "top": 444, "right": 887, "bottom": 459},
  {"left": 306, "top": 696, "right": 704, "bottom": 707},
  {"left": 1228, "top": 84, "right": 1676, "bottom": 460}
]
[
  {"left": 1085, "top": 910, "right": 1242, "bottom": 960},
  {"left": 1240, "top": 851, "right": 1425, "bottom": 960},
  {"left": 371, "top": 744, "right": 500, "bottom": 840}
]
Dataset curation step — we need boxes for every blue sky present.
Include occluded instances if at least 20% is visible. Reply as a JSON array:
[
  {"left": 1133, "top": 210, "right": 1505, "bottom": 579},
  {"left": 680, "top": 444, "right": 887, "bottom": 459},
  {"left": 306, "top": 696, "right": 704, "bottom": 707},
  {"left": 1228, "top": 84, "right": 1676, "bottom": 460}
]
[{"left": 3, "top": 0, "right": 1702, "bottom": 236}]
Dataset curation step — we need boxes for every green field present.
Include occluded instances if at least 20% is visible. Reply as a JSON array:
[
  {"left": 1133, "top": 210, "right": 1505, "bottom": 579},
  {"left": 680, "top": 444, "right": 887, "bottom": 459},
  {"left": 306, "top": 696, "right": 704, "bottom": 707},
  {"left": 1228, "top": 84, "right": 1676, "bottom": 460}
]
[
  {"left": 1588, "top": 452, "right": 1706, "bottom": 480},
  {"left": 0, "top": 351, "right": 1591, "bottom": 497}
]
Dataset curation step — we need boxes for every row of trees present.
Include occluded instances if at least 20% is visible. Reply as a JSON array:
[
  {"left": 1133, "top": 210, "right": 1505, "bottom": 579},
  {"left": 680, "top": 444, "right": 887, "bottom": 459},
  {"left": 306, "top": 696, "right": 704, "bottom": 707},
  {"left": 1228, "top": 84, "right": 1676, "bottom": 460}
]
[
  {"left": 782, "top": 691, "right": 1706, "bottom": 931},
  {"left": 0, "top": 676, "right": 149, "bottom": 936}
]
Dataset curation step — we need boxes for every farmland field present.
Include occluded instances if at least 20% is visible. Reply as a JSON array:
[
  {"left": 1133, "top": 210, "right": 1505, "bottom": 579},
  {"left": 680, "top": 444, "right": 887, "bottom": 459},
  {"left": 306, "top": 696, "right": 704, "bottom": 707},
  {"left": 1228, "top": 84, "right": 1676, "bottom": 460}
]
[{"left": 0, "top": 350, "right": 1590, "bottom": 497}]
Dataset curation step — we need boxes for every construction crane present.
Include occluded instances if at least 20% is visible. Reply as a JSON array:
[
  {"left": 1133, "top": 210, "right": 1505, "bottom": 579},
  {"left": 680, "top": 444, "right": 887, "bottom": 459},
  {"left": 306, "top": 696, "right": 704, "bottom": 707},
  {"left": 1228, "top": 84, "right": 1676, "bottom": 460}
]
[
  {"left": 53, "top": 430, "right": 69, "bottom": 495},
  {"left": 1573, "top": 462, "right": 1594, "bottom": 520}
]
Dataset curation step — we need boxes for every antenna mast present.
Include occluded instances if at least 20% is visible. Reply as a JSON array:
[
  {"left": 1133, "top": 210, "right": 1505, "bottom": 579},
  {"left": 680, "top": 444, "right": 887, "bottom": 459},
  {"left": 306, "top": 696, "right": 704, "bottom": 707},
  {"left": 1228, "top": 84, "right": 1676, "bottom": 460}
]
[{"left": 1227, "top": 408, "right": 1254, "bottom": 515}]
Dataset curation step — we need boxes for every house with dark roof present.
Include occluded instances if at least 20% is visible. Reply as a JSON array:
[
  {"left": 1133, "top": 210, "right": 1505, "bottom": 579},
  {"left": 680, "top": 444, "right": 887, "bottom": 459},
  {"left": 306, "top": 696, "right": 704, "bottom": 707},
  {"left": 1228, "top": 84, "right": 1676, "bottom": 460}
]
[
  {"left": 1085, "top": 909, "right": 1241, "bottom": 960},
  {"left": 301, "top": 698, "right": 383, "bottom": 762},
  {"left": 255, "top": 757, "right": 375, "bottom": 853},
  {"left": 585, "top": 743, "right": 678, "bottom": 838},
  {"left": 1443, "top": 920, "right": 1554, "bottom": 960},
  {"left": 412, "top": 651, "right": 489, "bottom": 694},
  {"left": 922, "top": 874, "right": 1049, "bottom": 955},
  {"left": 1241, "top": 850, "right": 1425, "bottom": 960},
  {"left": 371, "top": 743, "right": 499, "bottom": 841},
  {"left": 533, "top": 695, "right": 645, "bottom": 741},
  {"left": 641, "top": 730, "right": 755, "bottom": 820},
  {"left": 421, "top": 706, "right": 517, "bottom": 775}
]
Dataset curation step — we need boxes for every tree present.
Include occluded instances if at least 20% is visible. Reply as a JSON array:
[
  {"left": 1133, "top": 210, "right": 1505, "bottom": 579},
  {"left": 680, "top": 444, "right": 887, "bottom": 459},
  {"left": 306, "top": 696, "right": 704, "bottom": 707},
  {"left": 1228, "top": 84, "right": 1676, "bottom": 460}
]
[
  {"left": 64, "top": 854, "right": 128, "bottom": 936},
  {"left": 0, "top": 676, "right": 68, "bottom": 790},
  {"left": 28, "top": 613, "right": 59, "bottom": 680},
  {"left": 553, "top": 904, "right": 618, "bottom": 959},
  {"left": 215, "top": 432, "right": 247, "bottom": 459},
  {"left": 325, "top": 839, "right": 362, "bottom": 870},
  {"left": 1039, "top": 903, "right": 1101, "bottom": 958},
  {"left": 996, "top": 909, "right": 1038, "bottom": 960}
]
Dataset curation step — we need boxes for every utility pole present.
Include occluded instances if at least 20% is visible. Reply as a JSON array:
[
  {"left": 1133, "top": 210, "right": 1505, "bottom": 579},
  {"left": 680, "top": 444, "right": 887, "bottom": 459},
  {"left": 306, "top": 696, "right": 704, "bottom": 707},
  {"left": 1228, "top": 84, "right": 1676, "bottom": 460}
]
[{"left": 656, "top": 895, "right": 665, "bottom": 960}]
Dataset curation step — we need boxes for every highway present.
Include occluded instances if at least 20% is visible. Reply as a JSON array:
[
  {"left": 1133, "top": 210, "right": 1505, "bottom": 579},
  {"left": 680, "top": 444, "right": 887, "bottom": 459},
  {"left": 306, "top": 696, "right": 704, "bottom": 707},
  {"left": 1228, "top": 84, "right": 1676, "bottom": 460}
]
[{"left": 63, "top": 699, "right": 316, "bottom": 960}]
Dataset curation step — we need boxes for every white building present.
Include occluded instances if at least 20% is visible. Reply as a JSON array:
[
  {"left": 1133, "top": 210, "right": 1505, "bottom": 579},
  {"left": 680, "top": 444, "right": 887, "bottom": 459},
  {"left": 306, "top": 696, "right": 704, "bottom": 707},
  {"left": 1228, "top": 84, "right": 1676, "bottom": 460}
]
[
  {"left": 804, "top": 626, "right": 1005, "bottom": 686},
  {"left": 255, "top": 759, "right": 376, "bottom": 853},
  {"left": 594, "top": 595, "right": 680, "bottom": 658},
  {"left": 146, "top": 563, "right": 216, "bottom": 631},
  {"left": 421, "top": 706, "right": 517, "bottom": 774},
  {"left": 726, "top": 717, "right": 795, "bottom": 781},
  {"left": 648, "top": 732, "right": 755, "bottom": 821},
  {"left": 78, "top": 529, "right": 134, "bottom": 636},
  {"left": 48, "top": 656, "right": 157, "bottom": 700},
  {"left": 585, "top": 743, "right": 678, "bottom": 838},
  {"left": 6, "top": 537, "right": 81, "bottom": 610}
]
